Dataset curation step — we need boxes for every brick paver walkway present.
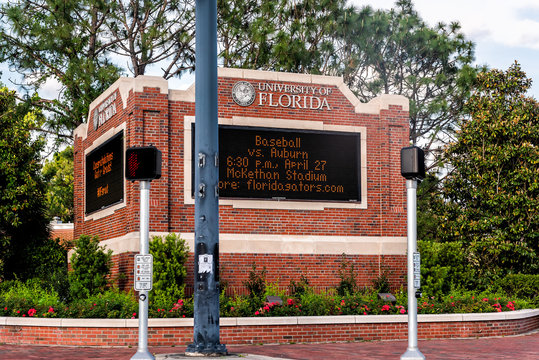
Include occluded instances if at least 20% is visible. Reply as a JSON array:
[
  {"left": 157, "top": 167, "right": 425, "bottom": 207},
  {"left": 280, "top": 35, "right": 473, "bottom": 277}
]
[{"left": 0, "top": 331, "right": 537, "bottom": 359}]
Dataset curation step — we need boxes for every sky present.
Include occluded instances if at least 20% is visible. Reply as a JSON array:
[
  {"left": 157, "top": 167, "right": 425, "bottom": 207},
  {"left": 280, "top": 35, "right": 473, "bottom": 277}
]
[
  {"left": 2, "top": 0, "right": 539, "bottom": 99},
  {"left": 349, "top": 0, "right": 539, "bottom": 98}
]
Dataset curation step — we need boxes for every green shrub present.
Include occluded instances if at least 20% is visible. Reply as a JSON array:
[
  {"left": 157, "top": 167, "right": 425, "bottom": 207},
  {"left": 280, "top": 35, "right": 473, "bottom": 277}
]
[
  {"left": 243, "top": 263, "right": 267, "bottom": 300},
  {"left": 495, "top": 274, "right": 539, "bottom": 305},
  {"left": 416, "top": 290, "right": 532, "bottom": 314},
  {"left": 418, "top": 240, "right": 475, "bottom": 297},
  {"left": 220, "top": 292, "right": 258, "bottom": 317},
  {"left": 0, "top": 279, "right": 62, "bottom": 317},
  {"left": 64, "top": 289, "right": 137, "bottom": 318},
  {"left": 68, "top": 235, "right": 112, "bottom": 300},
  {"left": 336, "top": 254, "right": 357, "bottom": 296},
  {"left": 371, "top": 270, "right": 391, "bottom": 293},
  {"left": 289, "top": 275, "right": 310, "bottom": 296},
  {"left": 297, "top": 290, "right": 331, "bottom": 316},
  {"left": 149, "top": 233, "right": 189, "bottom": 310},
  {"left": 149, "top": 297, "right": 193, "bottom": 318},
  {"left": 34, "top": 237, "right": 70, "bottom": 301}
]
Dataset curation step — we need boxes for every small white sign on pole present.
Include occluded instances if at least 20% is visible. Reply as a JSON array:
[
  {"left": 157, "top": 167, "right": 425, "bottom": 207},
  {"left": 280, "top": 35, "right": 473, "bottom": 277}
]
[
  {"left": 134, "top": 254, "right": 153, "bottom": 291},
  {"left": 413, "top": 252, "right": 421, "bottom": 289}
]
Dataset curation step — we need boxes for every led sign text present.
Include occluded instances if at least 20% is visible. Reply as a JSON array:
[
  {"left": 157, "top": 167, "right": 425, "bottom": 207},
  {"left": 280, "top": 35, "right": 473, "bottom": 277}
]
[{"left": 193, "top": 126, "right": 361, "bottom": 201}]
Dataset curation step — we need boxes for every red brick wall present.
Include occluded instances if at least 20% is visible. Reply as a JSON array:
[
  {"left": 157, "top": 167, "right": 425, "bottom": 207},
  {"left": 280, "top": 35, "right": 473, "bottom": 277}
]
[
  {"left": 110, "top": 252, "right": 406, "bottom": 294},
  {"left": 1, "top": 314, "right": 537, "bottom": 347}
]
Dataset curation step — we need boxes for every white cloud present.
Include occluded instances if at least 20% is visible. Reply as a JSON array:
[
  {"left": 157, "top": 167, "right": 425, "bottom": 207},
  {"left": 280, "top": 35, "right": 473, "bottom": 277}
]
[
  {"left": 350, "top": 0, "right": 539, "bottom": 49},
  {"left": 37, "top": 76, "right": 63, "bottom": 100}
]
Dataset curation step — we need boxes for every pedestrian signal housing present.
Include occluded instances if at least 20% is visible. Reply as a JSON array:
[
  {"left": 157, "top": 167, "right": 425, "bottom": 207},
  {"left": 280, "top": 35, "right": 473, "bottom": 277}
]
[{"left": 125, "top": 146, "right": 162, "bottom": 181}]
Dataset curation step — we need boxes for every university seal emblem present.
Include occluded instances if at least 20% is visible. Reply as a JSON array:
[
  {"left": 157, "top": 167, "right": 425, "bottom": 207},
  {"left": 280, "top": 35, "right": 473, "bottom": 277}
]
[{"left": 232, "top": 81, "right": 256, "bottom": 107}]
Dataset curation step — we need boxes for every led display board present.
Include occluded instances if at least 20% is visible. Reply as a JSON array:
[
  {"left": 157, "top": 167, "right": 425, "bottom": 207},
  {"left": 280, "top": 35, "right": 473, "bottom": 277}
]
[
  {"left": 193, "top": 125, "right": 361, "bottom": 201},
  {"left": 85, "top": 131, "right": 124, "bottom": 214}
]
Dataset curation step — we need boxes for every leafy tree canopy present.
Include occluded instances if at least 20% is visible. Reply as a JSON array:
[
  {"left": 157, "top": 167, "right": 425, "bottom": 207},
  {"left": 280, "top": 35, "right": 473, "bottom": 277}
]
[
  {"left": 333, "top": 0, "right": 477, "bottom": 155},
  {"left": 1, "top": 0, "right": 476, "bottom": 156},
  {"left": 0, "top": 0, "right": 123, "bottom": 144},
  {"left": 0, "top": 85, "right": 50, "bottom": 280},
  {"left": 42, "top": 146, "right": 74, "bottom": 222},
  {"left": 439, "top": 62, "right": 539, "bottom": 283}
]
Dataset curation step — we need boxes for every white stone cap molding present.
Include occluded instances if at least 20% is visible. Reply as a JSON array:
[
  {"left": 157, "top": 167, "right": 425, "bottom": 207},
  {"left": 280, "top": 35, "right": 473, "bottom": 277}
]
[
  {"left": 2, "top": 309, "right": 536, "bottom": 328},
  {"left": 86, "top": 232, "right": 407, "bottom": 258}
]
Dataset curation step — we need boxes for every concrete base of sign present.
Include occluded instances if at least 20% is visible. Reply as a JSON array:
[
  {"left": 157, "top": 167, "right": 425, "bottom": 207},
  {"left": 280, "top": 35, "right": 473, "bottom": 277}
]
[
  {"left": 185, "top": 343, "right": 228, "bottom": 357},
  {"left": 401, "top": 348, "right": 426, "bottom": 360},
  {"left": 131, "top": 349, "right": 156, "bottom": 360}
]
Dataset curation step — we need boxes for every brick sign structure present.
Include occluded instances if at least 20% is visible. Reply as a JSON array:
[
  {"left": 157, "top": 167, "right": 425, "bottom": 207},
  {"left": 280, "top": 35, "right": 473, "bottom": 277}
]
[{"left": 73, "top": 69, "right": 410, "bottom": 292}]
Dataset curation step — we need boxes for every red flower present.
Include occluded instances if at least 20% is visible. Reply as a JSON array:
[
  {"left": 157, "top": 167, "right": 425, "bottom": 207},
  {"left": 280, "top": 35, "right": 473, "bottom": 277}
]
[
  {"left": 400, "top": 308, "right": 406, "bottom": 314},
  {"left": 255, "top": 311, "right": 260, "bottom": 315},
  {"left": 381, "top": 305, "right": 391, "bottom": 311},
  {"left": 287, "top": 299, "right": 294, "bottom": 306}
]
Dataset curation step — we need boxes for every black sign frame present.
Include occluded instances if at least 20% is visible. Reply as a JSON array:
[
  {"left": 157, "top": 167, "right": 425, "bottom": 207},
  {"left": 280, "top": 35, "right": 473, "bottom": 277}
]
[
  {"left": 192, "top": 125, "right": 361, "bottom": 202},
  {"left": 85, "top": 131, "right": 124, "bottom": 214}
]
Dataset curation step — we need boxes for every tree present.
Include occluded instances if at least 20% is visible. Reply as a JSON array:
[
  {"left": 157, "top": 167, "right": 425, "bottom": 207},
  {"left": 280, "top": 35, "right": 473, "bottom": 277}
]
[
  {"left": 0, "top": 0, "right": 122, "bottom": 144},
  {"left": 218, "top": 0, "right": 477, "bottom": 159},
  {"left": 2, "top": 0, "right": 476, "bottom": 155},
  {"left": 0, "top": 86, "right": 50, "bottom": 280},
  {"left": 105, "top": 0, "right": 195, "bottom": 79},
  {"left": 439, "top": 62, "right": 538, "bottom": 284},
  {"left": 42, "top": 146, "right": 74, "bottom": 222},
  {"left": 218, "top": 0, "right": 348, "bottom": 73},
  {"left": 331, "top": 0, "right": 477, "bottom": 156}
]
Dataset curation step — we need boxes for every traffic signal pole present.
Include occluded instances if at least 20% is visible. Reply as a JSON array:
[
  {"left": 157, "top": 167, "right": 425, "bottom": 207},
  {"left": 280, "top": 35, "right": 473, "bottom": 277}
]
[
  {"left": 126, "top": 146, "right": 161, "bottom": 360},
  {"left": 185, "top": 0, "right": 226, "bottom": 355},
  {"left": 131, "top": 181, "right": 154, "bottom": 360},
  {"left": 400, "top": 146, "right": 425, "bottom": 360},
  {"left": 400, "top": 179, "right": 425, "bottom": 360}
]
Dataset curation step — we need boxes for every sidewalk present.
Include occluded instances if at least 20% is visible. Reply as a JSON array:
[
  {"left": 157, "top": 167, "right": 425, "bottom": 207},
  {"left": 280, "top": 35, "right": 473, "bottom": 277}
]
[{"left": 0, "top": 331, "right": 537, "bottom": 359}]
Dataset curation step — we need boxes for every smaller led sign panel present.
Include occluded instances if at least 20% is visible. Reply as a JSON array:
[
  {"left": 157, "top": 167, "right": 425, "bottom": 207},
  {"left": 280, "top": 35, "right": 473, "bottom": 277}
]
[
  {"left": 125, "top": 146, "right": 162, "bottom": 181},
  {"left": 85, "top": 131, "right": 124, "bottom": 214}
]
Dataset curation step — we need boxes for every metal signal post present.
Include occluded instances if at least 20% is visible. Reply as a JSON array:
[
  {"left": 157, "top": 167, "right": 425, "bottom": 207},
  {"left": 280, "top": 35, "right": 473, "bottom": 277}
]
[
  {"left": 186, "top": 0, "right": 227, "bottom": 356},
  {"left": 400, "top": 146, "right": 426, "bottom": 360},
  {"left": 126, "top": 146, "right": 161, "bottom": 360}
]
